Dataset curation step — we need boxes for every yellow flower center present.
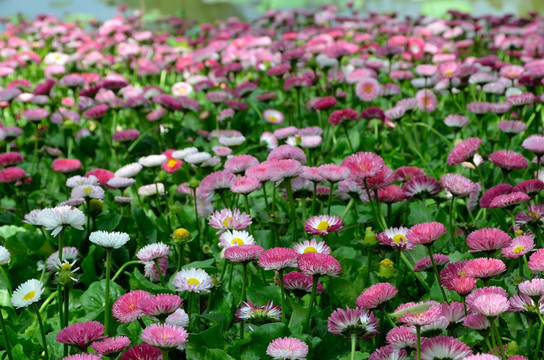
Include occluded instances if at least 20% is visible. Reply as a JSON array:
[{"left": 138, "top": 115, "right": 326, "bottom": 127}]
[
  {"left": 23, "top": 291, "right": 35, "bottom": 301},
  {"left": 444, "top": 69, "right": 453, "bottom": 76},
  {"left": 515, "top": 230, "right": 524, "bottom": 236},
  {"left": 231, "top": 238, "right": 243, "bottom": 246},
  {"left": 187, "top": 278, "right": 200, "bottom": 286},
  {"left": 380, "top": 259, "right": 394, "bottom": 268},
  {"left": 269, "top": 115, "right": 277, "bottom": 122},
  {"left": 84, "top": 187, "right": 92, "bottom": 196},
  {"left": 392, "top": 234, "right": 406, "bottom": 244},
  {"left": 365, "top": 85, "right": 372, "bottom": 92},
  {"left": 513, "top": 246, "right": 525, "bottom": 254},
  {"left": 167, "top": 159, "right": 177, "bottom": 167},
  {"left": 317, "top": 221, "right": 330, "bottom": 231},
  {"left": 303, "top": 246, "right": 317, "bottom": 253},
  {"left": 222, "top": 217, "right": 233, "bottom": 227},
  {"left": 61, "top": 263, "right": 72, "bottom": 270},
  {"left": 129, "top": 304, "right": 135, "bottom": 310}
]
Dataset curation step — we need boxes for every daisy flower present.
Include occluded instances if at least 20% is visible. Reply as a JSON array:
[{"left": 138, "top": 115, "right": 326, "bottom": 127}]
[
  {"left": 119, "top": 344, "right": 162, "bottom": 360},
  {"left": 11, "top": 279, "right": 44, "bottom": 308},
  {"left": 266, "top": 337, "right": 309, "bottom": 360},
  {"left": 172, "top": 268, "right": 214, "bottom": 293},
  {"left": 378, "top": 227, "right": 413, "bottom": 250},
  {"left": 356, "top": 283, "right": 398, "bottom": 309},
  {"left": 112, "top": 290, "right": 151, "bottom": 323},
  {"left": 419, "top": 336, "right": 472, "bottom": 360},
  {"left": 258, "top": 248, "right": 298, "bottom": 271},
  {"left": 328, "top": 306, "right": 379, "bottom": 339},
  {"left": 235, "top": 301, "right": 282, "bottom": 324},
  {"left": 141, "top": 323, "right": 188, "bottom": 349},
  {"left": 89, "top": 231, "right": 130, "bottom": 249},
  {"left": 91, "top": 336, "right": 131, "bottom": 356},
  {"left": 35, "top": 205, "right": 86, "bottom": 236},
  {"left": 208, "top": 208, "right": 252, "bottom": 234},
  {"left": 56, "top": 321, "right": 106, "bottom": 350},
  {"left": 219, "top": 230, "right": 255, "bottom": 248},
  {"left": 0, "top": 246, "right": 11, "bottom": 265},
  {"left": 501, "top": 236, "right": 534, "bottom": 258},
  {"left": 297, "top": 253, "right": 341, "bottom": 277},
  {"left": 304, "top": 215, "right": 343, "bottom": 236}
]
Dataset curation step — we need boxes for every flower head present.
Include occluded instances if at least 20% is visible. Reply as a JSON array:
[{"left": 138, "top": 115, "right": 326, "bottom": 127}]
[
  {"left": 406, "top": 222, "right": 446, "bottom": 246},
  {"left": 266, "top": 337, "right": 309, "bottom": 360},
  {"left": 235, "top": 301, "right": 282, "bottom": 324},
  {"left": 89, "top": 231, "right": 130, "bottom": 249},
  {"left": 304, "top": 215, "right": 343, "bottom": 236},
  {"left": 258, "top": 248, "right": 298, "bottom": 271},
  {"left": 140, "top": 323, "right": 188, "bottom": 350},
  {"left": 328, "top": 306, "right": 379, "bottom": 339},
  {"left": 173, "top": 268, "right": 214, "bottom": 293},
  {"left": 11, "top": 279, "right": 44, "bottom": 308},
  {"left": 356, "top": 283, "right": 398, "bottom": 309},
  {"left": 112, "top": 290, "right": 151, "bottom": 323},
  {"left": 208, "top": 208, "right": 252, "bottom": 234},
  {"left": 466, "top": 228, "right": 512, "bottom": 253},
  {"left": 56, "top": 321, "right": 105, "bottom": 349},
  {"left": 297, "top": 252, "right": 341, "bottom": 277}
]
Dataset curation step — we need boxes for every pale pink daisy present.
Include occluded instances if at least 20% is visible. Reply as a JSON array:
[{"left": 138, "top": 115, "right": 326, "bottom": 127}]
[
  {"left": 140, "top": 323, "right": 188, "bottom": 349},
  {"left": 304, "top": 215, "right": 343, "bottom": 236}
]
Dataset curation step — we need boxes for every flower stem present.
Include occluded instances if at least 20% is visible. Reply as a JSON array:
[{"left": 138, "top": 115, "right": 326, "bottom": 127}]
[
  {"left": 343, "top": 123, "right": 354, "bottom": 153},
  {"left": 416, "top": 325, "right": 421, "bottom": 360},
  {"left": 0, "top": 307, "right": 14, "bottom": 360},
  {"left": 111, "top": 260, "right": 140, "bottom": 282},
  {"left": 63, "top": 286, "right": 69, "bottom": 356},
  {"left": 154, "top": 258, "right": 165, "bottom": 287},
  {"left": 176, "top": 243, "right": 184, "bottom": 271},
  {"left": 303, "top": 275, "right": 319, "bottom": 333},
  {"left": 191, "top": 187, "right": 201, "bottom": 261},
  {"left": 449, "top": 196, "right": 456, "bottom": 242},
  {"left": 400, "top": 252, "right": 430, "bottom": 291},
  {"left": 162, "top": 349, "right": 169, "bottom": 360},
  {"left": 350, "top": 333, "right": 357, "bottom": 360},
  {"left": 427, "top": 245, "right": 449, "bottom": 304},
  {"left": 279, "top": 270, "right": 287, "bottom": 323},
  {"left": 33, "top": 303, "right": 49, "bottom": 360},
  {"left": 490, "top": 318, "right": 506, "bottom": 360},
  {"left": 57, "top": 229, "right": 65, "bottom": 330},
  {"left": 285, "top": 179, "right": 299, "bottom": 239},
  {"left": 104, "top": 249, "right": 113, "bottom": 335},
  {"left": 240, "top": 263, "right": 248, "bottom": 305}
]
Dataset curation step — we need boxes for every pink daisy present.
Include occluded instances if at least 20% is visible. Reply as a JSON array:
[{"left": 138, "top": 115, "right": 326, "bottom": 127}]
[
  {"left": 266, "top": 337, "right": 309, "bottom": 360},
  {"left": 393, "top": 301, "right": 443, "bottom": 327},
  {"left": 403, "top": 175, "right": 442, "bottom": 198},
  {"left": 52, "top": 158, "right": 82, "bottom": 173},
  {"left": 341, "top": 152, "right": 385, "bottom": 180},
  {"left": 497, "top": 120, "right": 526, "bottom": 134},
  {"left": 258, "top": 248, "right": 298, "bottom": 271},
  {"left": 513, "top": 179, "right": 544, "bottom": 196},
  {"left": 441, "top": 173, "right": 476, "bottom": 197},
  {"left": 267, "top": 159, "right": 303, "bottom": 182},
  {"left": 224, "top": 244, "right": 264, "bottom": 263},
  {"left": 304, "top": 215, "right": 343, "bottom": 236},
  {"left": 112, "top": 290, "right": 151, "bottom": 323},
  {"left": 420, "top": 336, "right": 472, "bottom": 360},
  {"left": 463, "top": 258, "right": 506, "bottom": 280},
  {"left": 0, "top": 167, "right": 26, "bottom": 183},
  {"left": 528, "top": 249, "right": 544, "bottom": 272},
  {"left": 356, "top": 283, "right": 398, "bottom": 309},
  {"left": 414, "top": 254, "right": 450, "bottom": 272},
  {"left": 297, "top": 252, "right": 341, "bottom": 277},
  {"left": 0, "top": 152, "right": 23, "bottom": 167},
  {"left": 386, "top": 326, "right": 417, "bottom": 350},
  {"left": 230, "top": 176, "right": 262, "bottom": 194},
  {"left": 447, "top": 138, "right": 482, "bottom": 166},
  {"left": 479, "top": 184, "right": 513, "bottom": 208},
  {"left": 488, "top": 150, "right": 528, "bottom": 171},
  {"left": 471, "top": 294, "right": 510, "bottom": 317},
  {"left": 444, "top": 114, "right": 470, "bottom": 128},
  {"left": 406, "top": 222, "right": 446, "bottom": 246},
  {"left": 355, "top": 78, "right": 380, "bottom": 102},
  {"left": 501, "top": 236, "right": 534, "bottom": 258},
  {"left": 466, "top": 228, "right": 512, "bottom": 253},
  {"left": 267, "top": 144, "right": 307, "bottom": 163},
  {"left": 488, "top": 192, "right": 530, "bottom": 209},
  {"left": 280, "top": 271, "right": 325, "bottom": 294},
  {"left": 208, "top": 208, "right": 252, "bottom": 234},
  {"left": 463, "top": 314, "right": 489, "bottom": 330},
  {"left": 377, "top": 227, "right": 413, "bottom": 250},
  {"left": 369, "top": 346, "right": 408, "bottom": 360},
  {"left": 378, "top": 185, "right": 406, "bottom": 203},
  {"left": 90, "top": 336, "right": 131, "bottom": 356},
  {"left": 56, "top": 321, "right": 105, "bottom": 350},
  {"left": 328, "top": 306, "right": 379, "bottom": 339},
  {"left": 224, "top": 155, "right": 259, "bottom": 174},
  {"left": 317, "top": 164, "right": 351, "bottom": 183},
  {"left": 139, "top": 294, "right": 183, "bottom": 319},
  {"left": 518, "top": 279, "right": 544, "bottom": 298},
  {"left": 140, "top": 323, "right": 188, "bottom": 349},
  {"left": 416, "top": 89, "right": 438, "bottom": 112}
]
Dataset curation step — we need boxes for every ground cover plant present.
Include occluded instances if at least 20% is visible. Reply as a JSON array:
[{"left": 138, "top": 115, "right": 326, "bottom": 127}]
[{"left": 0, "top": 4, "right": 543, "bottom": 360}]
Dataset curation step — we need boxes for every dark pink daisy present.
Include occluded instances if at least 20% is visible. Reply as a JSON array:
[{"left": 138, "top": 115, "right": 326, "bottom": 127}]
[
  {"left": 488, "top": 192, "right": 530, "bottom": 209},
  {"left": 139, "top": 294, "right": 183, "bottom": 319},
  {"left": 119, "top": 344, "right": 162, "bottom": 360},
  {"left": 113, "top": 129, "right": 140, "bottom": 142},
  {"left": 0, "top": 167, "right": 26, "bottom": 183},
  {"left": 403, "top": 175, "right": 442, "bottom": 198},
  {"left": 378, "top": 185, "right": 406, "bottom": 203},
  {"left": 488, "top": 150, "right": 528, "bottom": 171},
  {"left": 447, "top": 138, "right": 482, "bottom": 166},
  {"left": 329, "top": 108, "right": 359, "bottom": 126},
  {"left": 479, "top": 184, "right": 513, "bottom": 208},
  {"left": 280, "top": 271, "right": 324, "bottom": 294},
  {"left": 0, "top": 152, "right": 23, "bottom": 167},
  {"left": 441, "top": 173, "right": 476, "bottom": 197},
  {"left": 414, "top": 254, "right": 450, "bottom": 272},
  {"left": 112, "top": 290, "right": 151, "bottom": 323},
  {"left": 464, "top": 258, "right": 506, "bottom": 280},
  {"left": 224, "top": 244, "right": 264, "bottom": 263},
  {"left": 513, "top": 179, "right": 544, "bottom": 196},
  {"left": 52, "top": 158, "right": 82, "bottom": 173},
  {"left": 56, "top": 321, "right": 106, "bottom": 350}
]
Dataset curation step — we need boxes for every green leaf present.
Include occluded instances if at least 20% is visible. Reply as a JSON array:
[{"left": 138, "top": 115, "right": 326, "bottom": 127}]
[
  {"left": 247, "top": 285, "right": 281, "bottom": 305},
  {"left": 80, "top": 245, "right": 103, "bottom": 287},
  {"left": 0, "top": 225, "right": 25, "bottom": 240},
  {"left": 80, "top": 280, "right": 124, "bottom": 320},
  {"left": 183, "top": 258, "right": 217, "bottom": 274},
  {"left": 133, "top": 209, "right": 158, "bottom": 244},
  {"left": 97, "top": 214, "right": 123, "bottom": 231},
  {"left": 205, "top": 349, "right": 236, "bottom": 360},
  {"left": 129, "top": 267, "right": 169, "bottom": 293}
]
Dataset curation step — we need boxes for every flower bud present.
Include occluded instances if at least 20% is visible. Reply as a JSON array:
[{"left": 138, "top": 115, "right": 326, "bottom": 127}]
[{"left": 378, "top": 259, "right": 395, "bottom": 279}]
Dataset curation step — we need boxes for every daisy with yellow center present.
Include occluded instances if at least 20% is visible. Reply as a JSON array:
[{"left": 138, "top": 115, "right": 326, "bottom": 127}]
[
  {"left": 378, "top": 227, "right": 413, "bottom": 250},
  {"left": 293, "top": 239, "right": 331, "bottom": 255},
  {"left": 173, "top": 268, "right": 214, "bottom": 293},
  {"left": 262, "top": 109, "right": 285, "bottom": 124},
  {"left": 11, "top": 279, "right": 44, "bottom": 308},
  {"left": 304, "top": 215, "right": 343, "bottom": 236},
  {"left": 219, "top": 229, "right": 255, "bottom": 249}
]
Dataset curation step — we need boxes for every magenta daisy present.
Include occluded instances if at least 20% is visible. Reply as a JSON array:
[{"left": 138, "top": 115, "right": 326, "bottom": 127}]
[
  {"left": 414, "top": 254, "right": 450, "bottom": 272},
  {"left": 224, "top": 244, "right": 264, "bottom": 263},
  {"left": 139, "top": 294, "right": 183, "bottom": 320},
  {"left": 441, "top": 173, "right": 476, "bottom": 197},
  {"left": 266, "top": 337, "right": 309, "bottom": 360},
  {"left": 513, "top": 179, "right": 544, "bottom": 196},
  {"left": 463, "top": 258, "right": 506, "bottom": 280},
  {"left": 140, "top": 323, "right": 188, "bottom": 349},
  {"left": 304, "top": 215, "right": 343, "bottom": 236},
  {"left": 56, "top": 321, "right": 105, "bottom": 350},
  {"left": 403, "top": 175, "right": 442, "bottom": 199},
  {"left": 419, "top": 336, "right": 472, "bottom": 360},
  {"left": 488, "top": 150, "right": 528, "bottom": 171},
  {"left": 356, "top": 283, "right": 398, "bottom": 309},
  {"left": 488, "top": 192, "right": 530, "bottom": 209},
  {"left": 328, "top": 306, "right": 379, "bottom": 339},
  {"left": 119, "top": 344, "right": 162, "bottom": 360}
]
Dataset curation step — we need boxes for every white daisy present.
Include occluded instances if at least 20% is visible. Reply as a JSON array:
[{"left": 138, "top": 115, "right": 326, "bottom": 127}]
[
  {"left": 89, "top": 231, "right": 130, "bottom": 249},
  {"left": 114, "top": 162, "right": 142, "bottom": 178},
  {"left": 166, "top": 308, "right": 190, "bottom": 328},
  {"left": 218, "top": 230, "right": 255, "bottom": 248},
  {"left": 107, "top": 177, "right": 136, "bottom": 188},
  {"left": 184, "top": 152, "right": 211, "bottom": 165},
  {"left": 0, "top": 246, "right": 10, "bottom": 265},
  {"left": 35, "top": 206, "right": 86, "bottom": 236},
  {"left": 23, "top": 209, "right": 42, "bottom": 226},
  {"left": 46, "top": 247, "right": 78, "bottom": 272},
  {"left": 219, "top": 134, "right": 246, "bottom": 147},
  {"left": 138, "top": 183, "right": 165, "bottom": 197},
  {"left": 171, "top": 147, "right": 198, "bottom": 160},
  {"left": 70, "top": 185, "right": 105, "bottom": 199},
  {"left": 11, "top": 279, "right": 44, "bottom": 308},
  {"left": 171, "top": 82, "right": 193, "bottom": 97},
  {"left": 172, "top": 268, "right": 214, "bottom": 293},
  {"left": 66, "top": 175, "right": 99, "bottom": 188},
  {"left": 293, "top": 239, "right": 331, "bottom": 254},
  {"left": 200, "top": 156, "right": 221, "bottom": 168},
  {"left": 138, "top": 154, "right": 167, "bottom": 167}
]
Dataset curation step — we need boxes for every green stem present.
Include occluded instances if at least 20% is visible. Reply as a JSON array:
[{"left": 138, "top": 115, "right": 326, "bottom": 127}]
[
  {"left": 490, "top": 319, "right": 506, "bottom": 360},
  {"left": 427, "top": 245, "right": 449, "bottom": 304},
  {"left": 162, "top": 349, "right": 169, "bottom": 360},
  {"left": 343, "top": 123, "right": 354, "bottom": 152},
  {"left": 536, "top": 312, "right": 544, "bottom": 359},
  {"left": 303, "top": 275, "right": 319, "bottom": 333},
  {"left": 154, "top": 259, "right": 165, "bottom": 287},
  {"left": 240, "top": 263, "right": 248, "bottom": 305},
  {"left": 176, "top": 244, "right": 184, "bottom": 271},
  {"left": 327, "top": 183, "right": 335, "bottom": 215},
  {"left": 279, "top": 270, "right": 287, "bottom": 323},
  {"left": 57, "top": 228, "right": 65, "bottom": 331},
  {"left": 104, "top": 249, "right": 113, "bottom": 335},
  {"left": 285, "top": 179, "right": 299, "bottom": 239},
  {"left": 262, "top": 183, "right": 270, "bottom": 213},
  {"left": 341, "top": 198, "right": 355, "bottom": 220},
  {"left": 191, "top": 188, "right": 201, "bottom": 260},
  {"left": 449, "top": 196, "right": 456, "bottom": 242},
  {"left": 311, "top": 182, "right": 318, "bottom": 216},
  {"left": 350, "top": 333, "right": 357, "bottom": 360},
  {"left": 365, "top": 247, "right": 372, "bottom": 288},
  {"left": 416, "top": 325, "right": 421, "bottom": 360},
  {"left": 33, "top": 303, "right": 49, "bottom": 360},
  {"left": 0, "top": 307, "right": 13, "bottom": 360},
  {"left": 63, "top": 286, "right": 69, "bottom": 356},
  {"left": 400, "top": 252, "right": 430, "bottom": 291},
  {"left": 111, "top": 260, "right": 140, "bottom": 282},
  {"left": 383, "top": 310, "right": 397, "bottom": 328}
]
